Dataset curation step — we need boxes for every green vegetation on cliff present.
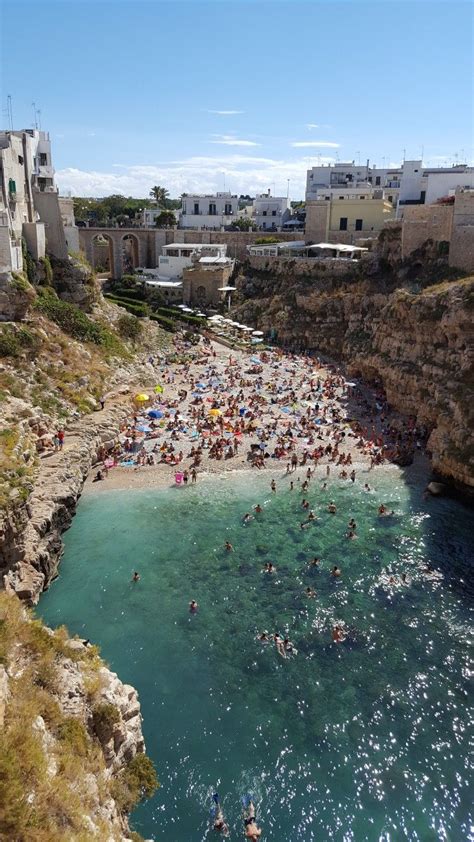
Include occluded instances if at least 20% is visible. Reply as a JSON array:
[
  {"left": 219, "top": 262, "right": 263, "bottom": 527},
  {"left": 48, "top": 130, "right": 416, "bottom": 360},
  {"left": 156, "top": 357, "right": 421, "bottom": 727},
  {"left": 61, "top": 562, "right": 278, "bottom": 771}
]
[{"left": 0, "top": 592, "right": 158, "bottom": 841}]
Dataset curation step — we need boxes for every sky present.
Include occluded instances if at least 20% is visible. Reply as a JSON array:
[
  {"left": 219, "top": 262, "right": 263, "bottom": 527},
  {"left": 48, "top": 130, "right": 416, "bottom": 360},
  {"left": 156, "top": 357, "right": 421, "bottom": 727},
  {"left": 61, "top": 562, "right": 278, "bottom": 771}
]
[{"left": 1, "top": 0, "right": 473, "bottom": 199}]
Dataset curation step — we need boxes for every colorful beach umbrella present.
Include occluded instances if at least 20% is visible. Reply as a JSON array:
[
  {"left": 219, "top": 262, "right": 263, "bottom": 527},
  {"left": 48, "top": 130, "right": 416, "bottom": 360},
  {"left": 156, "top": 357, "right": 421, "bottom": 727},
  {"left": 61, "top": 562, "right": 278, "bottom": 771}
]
[
  {"left": 154, "top": 385, "right": 164, "bottom": 394},
  {"left": 147, "top": 409, "right": 163, "bottom": 419},
  {"left": 209, "top": 408, "right": 222, "bottom": 416},
  {"left": 135, "top": 393, "right": 149, "bottom": 402}
]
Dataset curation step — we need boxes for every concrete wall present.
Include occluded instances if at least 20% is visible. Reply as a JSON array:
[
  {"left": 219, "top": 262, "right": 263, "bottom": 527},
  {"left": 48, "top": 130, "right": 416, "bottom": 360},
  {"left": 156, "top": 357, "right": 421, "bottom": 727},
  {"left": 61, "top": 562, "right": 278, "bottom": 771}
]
[
  {"left": 22, "top": 222, "right": 46, "bottom": 260},
  {"left": 301, "top": 201, "right": 330, "bottom": 243},
  {"left": 425, "top": 171, "right": 474, "bottom": 204},
  {"left": 32, "top": 191, "right": 68, "bottom": 259},
  {"left": 0, "top": 227, "right": 22, "bottom": 274},
  {"left": 449, "top": 190, "right": 474, "bottom": 272},
  {"left": 400, "top": 204, "right": 453, "bottom": 258}
]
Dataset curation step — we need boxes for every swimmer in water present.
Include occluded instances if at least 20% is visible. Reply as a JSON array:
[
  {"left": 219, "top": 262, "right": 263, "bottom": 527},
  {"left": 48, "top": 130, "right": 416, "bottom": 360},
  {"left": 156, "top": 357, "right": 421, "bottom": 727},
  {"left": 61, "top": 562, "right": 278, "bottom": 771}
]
[
  {"left": 306, "top": 586, "right": 317, "bottom": 598},
  {"left": 283, "top": 637, "right": 297, "bottom": 656},
  {"left": 332, "top": 624, "right": 346, "bottom": 643},
  {"left": 211, "top": 793, "right": 230, "bottom": 836},
  {"left": 242, "top": 512, "right": 253, "bottom": 523},
  {"left": 273, "top": 633, "right": 286, "bottom": 658},
  {"left": 258, "top": 632, "right": 271, "bottom": 643},
  {"left": 348, "top": 518, "right": 357, "bottom": 530},
  {"left": 378, "top": 503, "right": 394, "bottom": 516},
  {"left": 331, "top": 565, "right": 342, "bottom": 578},
  {"left": 328, "top": 501, "right": 337, "bottom": 513},
  {"left": 347, "top": 529, "right": 357, "bottom": 539},
  {"left": 254, "top": 503, "right": 262, "bottom": 514},
  {"left": 263, "top": 561, "right": 276, "bottom": 574},
  {"left": 243, "top": 799, "right": 262, "bottom": 840},
  {"left": 308, "top": 510, "right": 316, "bottom": 520},
  {"left": 364, "top": 483, "right": 371, "bottom": 491},
  {"left": 309, "top": 556, "right": 320, "bottom": 567},
  {"left": 224, "top": 541, "right": 234, "bottom": 552},
  {"left": 271, "top": 479, "right": 276, "bottom": 493},
  {"left": 189, "top": 599, "right": 198, "bottom": 613},
  {"left": 132, "top": 571, "right": 140, "bottom": 582}
]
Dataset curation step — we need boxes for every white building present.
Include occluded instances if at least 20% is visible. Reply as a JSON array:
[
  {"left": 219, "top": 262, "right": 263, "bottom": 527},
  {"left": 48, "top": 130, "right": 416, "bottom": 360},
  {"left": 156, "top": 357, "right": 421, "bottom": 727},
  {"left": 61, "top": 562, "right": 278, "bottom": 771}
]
[
  {"left": 305, "top": 158, "right": 474, "bottom": 219},
  {"left": 253, "top": 191, "right": 291, "bottom": 231},
  {"left": 156, "top": 243, "right": 232, "bottom": 280},
  {"left": 306, "top": 161, "right": 401, "bottom": 206},
  {"left": 141, "top": 207, "right": 179, "bottom": 227},
  {"left": 180, "top": 192, "right": 239, "bottom": 229},
  {"left": 0, "top": 129, "right": 75, "bottom": 276},
  {"left": 397, "top": 160, "right": 473, "bottom": 214}
]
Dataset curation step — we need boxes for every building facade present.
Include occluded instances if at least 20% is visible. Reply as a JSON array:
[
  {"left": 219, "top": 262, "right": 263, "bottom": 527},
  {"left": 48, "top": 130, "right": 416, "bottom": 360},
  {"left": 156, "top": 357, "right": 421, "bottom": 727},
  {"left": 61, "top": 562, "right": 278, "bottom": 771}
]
[
  {"left": 305, "top": 195, "right": 395, "bottom": 244},
  {"left": 0, "top": 129, "right": 76, "bottom": 276},
  {"left": 179, "top": 192, "right": 239, "bottom": 229},
  {"left": 157, "top": 242, "right": 232, "bottom": 280},
  {"left": 253, "top": 191, "right": 291, "bottom": 231}
]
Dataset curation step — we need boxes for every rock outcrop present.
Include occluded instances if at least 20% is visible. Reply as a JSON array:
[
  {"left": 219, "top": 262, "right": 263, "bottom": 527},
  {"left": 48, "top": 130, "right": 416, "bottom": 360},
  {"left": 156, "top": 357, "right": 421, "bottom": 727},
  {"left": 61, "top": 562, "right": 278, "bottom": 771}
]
[
  {"left": 0, "top": 592, "right": 154, "bottom": 841},
  {"left": 235, "top": 271, "right": 474, "bottom": 493}
]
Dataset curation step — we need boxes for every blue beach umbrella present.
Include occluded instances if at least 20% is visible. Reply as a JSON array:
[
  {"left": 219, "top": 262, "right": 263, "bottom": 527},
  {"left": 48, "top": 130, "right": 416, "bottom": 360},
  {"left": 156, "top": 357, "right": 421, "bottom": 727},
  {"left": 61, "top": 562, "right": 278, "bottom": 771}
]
[
  {"left": 137, "top": 424, "right": 152, "bottom": 433},
  {"left": 147, "top": 409, "right": 163, "bottom": 419}
]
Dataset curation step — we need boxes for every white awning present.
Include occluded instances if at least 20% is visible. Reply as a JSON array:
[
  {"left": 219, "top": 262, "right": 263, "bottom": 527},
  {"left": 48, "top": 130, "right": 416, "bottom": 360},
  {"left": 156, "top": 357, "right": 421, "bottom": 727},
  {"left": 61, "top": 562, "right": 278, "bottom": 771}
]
[
  {"left": 144, "top": 279, "right": 183, "bottom": 288},
  {"left": 218, "top": 286, "right": 237, "bottom": 291}
]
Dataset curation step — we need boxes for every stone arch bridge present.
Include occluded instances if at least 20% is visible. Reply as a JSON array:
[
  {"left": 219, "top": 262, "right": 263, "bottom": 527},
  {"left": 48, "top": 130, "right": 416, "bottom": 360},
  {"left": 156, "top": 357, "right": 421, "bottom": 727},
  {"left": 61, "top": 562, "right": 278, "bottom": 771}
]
[{"left": 79, "top": 228, "right": 162, "bottom": 279}]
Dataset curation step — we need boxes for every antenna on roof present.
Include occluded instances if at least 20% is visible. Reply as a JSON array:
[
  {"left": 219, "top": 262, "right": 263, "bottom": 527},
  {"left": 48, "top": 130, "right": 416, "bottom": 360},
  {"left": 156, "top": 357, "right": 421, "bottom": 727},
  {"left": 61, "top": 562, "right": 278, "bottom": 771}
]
[
  {"left": 7, "top": 94, "right": 13, "bottom": 131},
  {"left": 402, "top": 148, "right": 406, "bottom": 162},
  {"left": 32, "top": 102, "right": 39, "bottom": 129}
]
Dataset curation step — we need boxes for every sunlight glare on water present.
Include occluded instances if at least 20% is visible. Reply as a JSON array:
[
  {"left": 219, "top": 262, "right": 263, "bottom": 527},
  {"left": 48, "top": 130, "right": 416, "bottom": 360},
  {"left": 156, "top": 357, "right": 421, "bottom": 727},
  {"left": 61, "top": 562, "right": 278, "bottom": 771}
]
[{"left": 39, "top": 461, "right": 473, "bottom": 841}]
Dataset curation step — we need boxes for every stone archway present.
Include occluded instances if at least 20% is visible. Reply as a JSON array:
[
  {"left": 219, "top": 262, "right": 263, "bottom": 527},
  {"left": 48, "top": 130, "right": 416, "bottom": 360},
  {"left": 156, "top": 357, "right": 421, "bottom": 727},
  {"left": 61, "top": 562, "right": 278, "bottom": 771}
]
[
  {"left": 91, "top": 233, "right": 114, "bottom": 276},
  {"left": 121, "top": 234, "right": 139, "bottom": 274},
  {"left": 195, "top": 284, "right": 207, "bottom": 305}
]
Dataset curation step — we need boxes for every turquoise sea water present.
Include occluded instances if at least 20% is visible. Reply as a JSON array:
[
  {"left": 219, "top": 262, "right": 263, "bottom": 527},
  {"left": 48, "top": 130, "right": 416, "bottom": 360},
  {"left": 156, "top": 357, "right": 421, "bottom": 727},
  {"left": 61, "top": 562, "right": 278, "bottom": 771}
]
[{"left": 39, "top": 460, "right": 473, "bottom": 841}]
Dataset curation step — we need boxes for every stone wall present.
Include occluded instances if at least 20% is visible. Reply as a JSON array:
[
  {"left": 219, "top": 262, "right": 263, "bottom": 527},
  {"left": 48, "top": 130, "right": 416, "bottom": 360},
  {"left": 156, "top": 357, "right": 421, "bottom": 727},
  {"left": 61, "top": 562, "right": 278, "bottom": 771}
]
[
  {"left": 247, "top": 254, "right": 361, "bottom": 276},
  {"left": 401, "top": 204, "right": 453, "bottom": 258},
  {"left": 182, "top": 263, "right": 234, "bottom": 306},
  {"left": 449, "top": 190, "right": 474, "bottom": 272}
]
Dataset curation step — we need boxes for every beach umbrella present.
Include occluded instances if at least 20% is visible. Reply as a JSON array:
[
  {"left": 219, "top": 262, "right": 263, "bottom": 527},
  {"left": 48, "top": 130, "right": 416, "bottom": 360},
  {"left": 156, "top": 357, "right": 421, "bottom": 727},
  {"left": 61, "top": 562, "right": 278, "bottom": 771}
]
[
  {"left": 209, "top": 408, "right": 222, "bottom": 416},
  {"left": 137, "top": 424, "right": 152, "bottom": 433},
  {"left": 251, "top": 337, "right": 263, "bottom": 344},
  {"left": 135, "top": 393, "right": 149, "bottom": 402},
  {"left": 147, "top": 409, "right": 163, "bottom": 419},
  {"left": 154, "top": 384, "right": 164, "bottom": 394}
]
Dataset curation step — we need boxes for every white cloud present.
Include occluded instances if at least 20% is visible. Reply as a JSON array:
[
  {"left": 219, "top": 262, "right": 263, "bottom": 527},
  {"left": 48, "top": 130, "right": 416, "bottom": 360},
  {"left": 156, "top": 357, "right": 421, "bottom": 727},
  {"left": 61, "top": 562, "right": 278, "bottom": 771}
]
[
  {"left": 306, "top": 123, "right": 319, "bottom": 129},
  {"left": 291, "top": 141, "right": 340, "bottom": 148},
  {"left": 55, "top": 153, "right": 337, "bottom": 199},
  {"left": 211, "top": 134, "right": 259, "bottom": 147},
  {"left": 207, "top": 109, "right": 244, "bottom": 115}
]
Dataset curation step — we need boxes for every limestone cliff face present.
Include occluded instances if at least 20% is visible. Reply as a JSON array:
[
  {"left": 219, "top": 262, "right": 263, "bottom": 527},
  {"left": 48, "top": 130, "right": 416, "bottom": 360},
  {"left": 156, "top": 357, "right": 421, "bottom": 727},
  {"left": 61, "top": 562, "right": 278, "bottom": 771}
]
[
  {"left": 0, "top": 593, "right": 152, "bottom": 841},
  {"left": 235, "top": 273, "right": 474, "bottom": 492}
]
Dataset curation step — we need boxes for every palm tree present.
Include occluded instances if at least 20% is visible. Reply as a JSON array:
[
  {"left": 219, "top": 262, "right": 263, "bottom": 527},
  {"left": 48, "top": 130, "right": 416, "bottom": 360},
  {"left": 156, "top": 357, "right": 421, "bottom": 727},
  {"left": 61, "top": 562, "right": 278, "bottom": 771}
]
[{"left": 149, "top": 185, "right": 169, "bottom": 206}]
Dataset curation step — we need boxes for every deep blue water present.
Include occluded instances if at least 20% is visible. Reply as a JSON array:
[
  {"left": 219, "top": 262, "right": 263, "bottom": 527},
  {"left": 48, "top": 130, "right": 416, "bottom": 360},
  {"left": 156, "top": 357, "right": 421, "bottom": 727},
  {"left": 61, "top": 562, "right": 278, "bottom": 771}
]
[{"left": 39, "top": 459, "right": 473, "bottom": 841}]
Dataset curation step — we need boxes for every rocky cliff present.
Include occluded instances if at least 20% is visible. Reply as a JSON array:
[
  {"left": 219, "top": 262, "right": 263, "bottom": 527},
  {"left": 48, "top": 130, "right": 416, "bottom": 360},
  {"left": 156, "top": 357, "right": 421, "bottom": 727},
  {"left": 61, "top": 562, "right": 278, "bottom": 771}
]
[
  {"left": 234, "top": 268, "right": 474, "bottom": 493},
  {"left": 0, "top": 591, "right": 156, "bottom": 841}
]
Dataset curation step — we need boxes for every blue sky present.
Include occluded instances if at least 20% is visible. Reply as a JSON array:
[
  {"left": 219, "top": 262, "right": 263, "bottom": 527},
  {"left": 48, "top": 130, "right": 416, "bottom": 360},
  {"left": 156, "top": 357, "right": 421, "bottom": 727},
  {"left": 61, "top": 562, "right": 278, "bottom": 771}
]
[{"left": 2, "top": 0, "right": 473, "bottom": 198}]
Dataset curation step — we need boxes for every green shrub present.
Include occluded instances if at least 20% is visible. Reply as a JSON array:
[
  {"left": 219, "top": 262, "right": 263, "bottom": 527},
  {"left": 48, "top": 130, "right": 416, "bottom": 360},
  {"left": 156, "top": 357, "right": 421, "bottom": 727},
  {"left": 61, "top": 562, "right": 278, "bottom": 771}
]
[
  {"left": 57, "top": 718, "right": 89, "bottom": 757},
  {"left": 112, "top": 753, "right": 159, "bottom": 813},
  {"left": 92, "top": 702, "right": 120, "bottom": 740},
  {"left": 110, "top": 285, "right": 146, "bottom": 302},
  {"left": 0, "top": 329, "right": 20, "bottom": 358},
  {"left": 149, "top": 313, "right": 176, "bottom": 332},
  {"left": 117, "top": 313, "right": 144, "bottom": 342},
  {"left": 39, "top": 254, "right": 53, "bottom": 285},
  {"left": 104, "top": 294, "right": 149, "bottom": 317},
  {"left": 21, "top": 238, "right": 36, "bottom": 283}
]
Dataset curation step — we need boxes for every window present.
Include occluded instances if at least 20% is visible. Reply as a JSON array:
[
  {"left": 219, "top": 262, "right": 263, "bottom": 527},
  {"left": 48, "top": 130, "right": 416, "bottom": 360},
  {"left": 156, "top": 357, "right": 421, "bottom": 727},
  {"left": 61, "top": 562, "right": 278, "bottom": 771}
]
[
  {"left": 339, "top": 196, "right": 345, "bottom": 200},
  {"left": 359, "top": 196, "right": 365, "bottom": 200},
  {"left": 18, "top": 155, "right": 23, "bottom": 165},
  {"left": 209, "top": 203, "right": 216, "bottom": 215},
  {"left": 339, "top": 217, "right": 348, "bottom": 231},
  {"left": 420, "top": 191, "right": 426, "bottom": 203},
  {"left": 262, "top": 210, "right": 267, "bottom": 216},
  {"left": 388, "top": 195, "right": 393, "bottom": 203},
  {"left": 375, "top": 176, "right": 381, "bottom": 186},
  {"left": 39, "top": 153, "right": 47, "bottom": 166},
  {"left": 194, "top": 203, "right": 199, "bottom": 215},
  {"left": 368, "top": 176, "right": 372, "bottom": 183},
  {"left": 224, "top": 203, "right": 232, "bottom": 215},
  {"left": 272, "top": 210, "right": 277, "bottom": 216},
  {"left": 355, "top": 219, "right": 363, "bottom": 231}
]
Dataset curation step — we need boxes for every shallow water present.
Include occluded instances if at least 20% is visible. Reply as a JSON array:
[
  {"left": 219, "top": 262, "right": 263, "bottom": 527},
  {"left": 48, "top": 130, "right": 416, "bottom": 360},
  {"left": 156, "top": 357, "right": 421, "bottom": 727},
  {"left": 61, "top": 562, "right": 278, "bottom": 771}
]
[{"left": 40, "top": 460, "right": 473, "bottom": 841}]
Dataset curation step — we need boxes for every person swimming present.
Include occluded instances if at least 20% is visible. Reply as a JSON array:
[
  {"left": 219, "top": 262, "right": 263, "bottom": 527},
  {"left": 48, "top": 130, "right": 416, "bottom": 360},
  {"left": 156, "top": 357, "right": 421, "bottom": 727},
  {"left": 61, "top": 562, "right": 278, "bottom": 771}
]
[
  {"left": 242, "top": 512, "right": 253, "bottom": 523},
  {"left": 309, "top": 556, "right": 320, "bottom": 567},
  {"left": 328, "top": 501, "right": 337, "bottom": 513},
  {"left": 132, "top": 571, "right": 140, "bottom": 582},
  {"left": 331, "top": 565, "right": 342, "bottom": 577},
  {"left": 189, "top": 599, "right": 198, "bottom": 613},
  {"left": 224, "top": 541, "right": 234, "bottom": 551},
  {"left": 243, "top": 798, "right": 262, "bottom": 840},
  {"left": 348, "top": 518, "right": 357, "bottom": 530},
  {"left": 332, "top": 624, "right": 346, "bottom": 643},
  {"left": 378, "top": 503, "right": 394, "bottom": 516},
  {"left": 254, "top": 503, "right": 262, "bottom": 513},
  {"left": 211, "top": 793, "right": 230, "bottom": 836},
  {"left": 306, "top": 586, "right": 317, "bottom": 598},
  {"left": 262, "top": 561, "right": 276, "bottom": 574}
]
